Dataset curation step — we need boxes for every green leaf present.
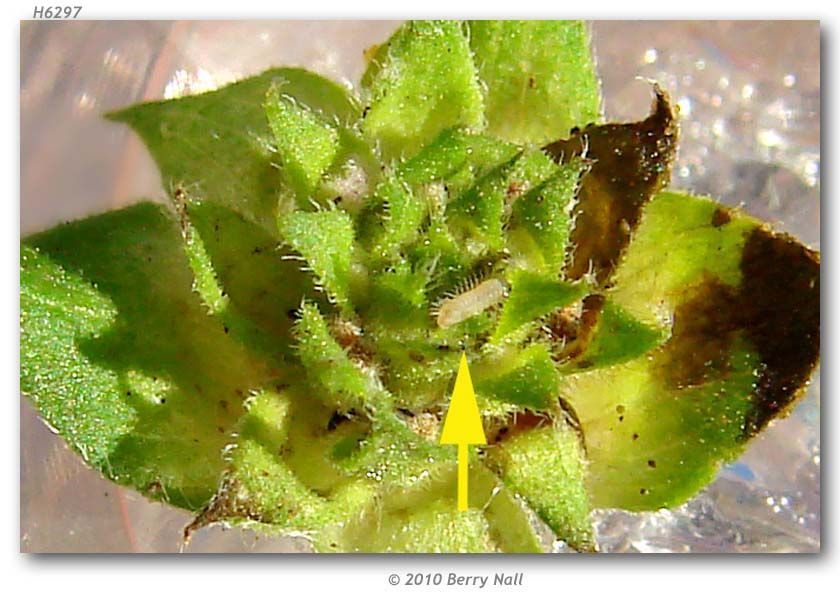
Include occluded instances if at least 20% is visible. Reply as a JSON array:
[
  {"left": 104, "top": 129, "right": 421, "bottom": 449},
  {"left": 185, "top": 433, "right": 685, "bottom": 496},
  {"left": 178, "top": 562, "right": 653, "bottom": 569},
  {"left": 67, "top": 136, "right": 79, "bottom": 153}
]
[
  {"left": 486, "top": 421, "right": 594, "bottom": 551},
  {"left": 396, "top": 127, "right": 476, "bottom": 184},
  {"left": 484, "top": 487, "right": 545, "bottom": 553},
  {"left": 182, "top": 200, "right": 316, "bottom": 361},
  {"left": 21, "top": 203, "right": 275, "bottom": 510},
  {"left": 492, "top": 270, "right": 588, "bottom": 344},
  {"left": 24, "top": 20, "right": 820, "bottom": 554},
  {"left": 279, "top": 210, "right": 356, "bottom": 307},
  {"left": 292, "top": 302, "right": 381, "bottom": 412},
  {"left": 265, "top": 85, "right": 340, "bottom": 194},
  {"left": 401, "top": 129, "right": 520, "bottom": 202},
  {"left": 561, "top": 344, "right": 758, "bottom": 510},
  {"left": 184, "top": 387, "right": 378, "bottom": 543},
  {"left": 364, "top": 260, "right": 430, "bottom": 329},
  {"left": 566, "top": 299, "right": 664, "bottom": 371},
  {"left": 194, "top": 389, "right": 329, "bottom": 531},
  {"left": 361, "top": 20, "right": 484, "bottom": 159},
  {"left": 363, "top": 177, "right": 427, "bottom": 262},
  {"left": 337, "top": 469, "right": 491, "bottom": 552},
  {"left": 333, "top": 457, "right": 540, "bottom": 552},
  {"left": 447, "top": 148, "right": 560, "bottom": 254},
  {"left": 474, "top": 344, "right": 559, "bottom": 411},
  {"left": 610, "top": 192, "right": 753, "bottom": 323},
  {"left": 108, "top": 68, "right": 360, "bottom": 230},
  {"left": 372, "top": 338, "right": 459, "bottom": 412},
  {"left": 468, "top": 20, "right": 601, "bottom": 145},
  {"left": 507, "top": 159, "right": 587, "bottom": 274},
  {"left": 561, "top": 192, "right": 820, "bottom": 510},
  {"left": 354, "top": 498, "right": 494, "bottom": 552},
  {"left": 445, "top": 154, "right": 519, "bottom": 251}
]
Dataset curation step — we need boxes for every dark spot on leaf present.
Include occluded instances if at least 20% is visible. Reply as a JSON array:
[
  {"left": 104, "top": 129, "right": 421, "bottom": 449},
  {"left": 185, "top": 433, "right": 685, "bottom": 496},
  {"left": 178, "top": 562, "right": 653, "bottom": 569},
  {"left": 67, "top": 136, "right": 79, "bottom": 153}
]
[
  {"left": 648, "top": 459, "right": 657, "bottom": 468},
  {"left": 327, "top": 411, "right": 351, "bottom": 431},
  {"left": 408, "top": 350, "right": 426, "bottom": 363},
  {"left": 711, "top": 207, "right": 732, "bottom": 227},
  {"left": 184, "top": 478, "right": 258, "bottom": 543},
  {"left": 652, "top": 225, "right": 818, "bottom": 437},
  {"left": 488, "top": 410, "right": 552, "bottom": 445},
  {"left": 657, "top": 277, "right": 740, "bottom": 388},
  {"left": 551, "top": 294, "right": 604, "bottom": 362},
  {"left": 493, "top": 426, "right": 510, "bottom": 444},
  {"left": 739, "top": 228, "right": 820, "bottom": 434},
  {"left": 557, "top": 395, "right": 583, "bottom": 435}
]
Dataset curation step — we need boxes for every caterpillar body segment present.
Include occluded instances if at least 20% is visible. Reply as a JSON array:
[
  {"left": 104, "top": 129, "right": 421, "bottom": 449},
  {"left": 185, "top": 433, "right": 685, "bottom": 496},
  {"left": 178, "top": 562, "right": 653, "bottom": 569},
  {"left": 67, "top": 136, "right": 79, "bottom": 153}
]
[{"left": 435, "top": 277, "right": 508, "bottom": 329}]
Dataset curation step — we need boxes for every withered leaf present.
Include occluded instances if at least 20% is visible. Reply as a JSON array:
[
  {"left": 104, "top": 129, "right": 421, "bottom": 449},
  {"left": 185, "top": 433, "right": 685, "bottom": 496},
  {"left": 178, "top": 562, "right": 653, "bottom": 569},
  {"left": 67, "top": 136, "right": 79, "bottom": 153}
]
[{"left": 544, "top": 85, "right": 678, "bottom": 284}]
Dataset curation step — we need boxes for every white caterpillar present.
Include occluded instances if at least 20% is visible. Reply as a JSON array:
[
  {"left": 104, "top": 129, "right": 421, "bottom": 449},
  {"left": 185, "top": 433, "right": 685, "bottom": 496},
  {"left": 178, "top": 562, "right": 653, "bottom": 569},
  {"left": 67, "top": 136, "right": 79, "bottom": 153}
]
[{"left": 435, "top": 277, "right": 508, "bottom": 329}]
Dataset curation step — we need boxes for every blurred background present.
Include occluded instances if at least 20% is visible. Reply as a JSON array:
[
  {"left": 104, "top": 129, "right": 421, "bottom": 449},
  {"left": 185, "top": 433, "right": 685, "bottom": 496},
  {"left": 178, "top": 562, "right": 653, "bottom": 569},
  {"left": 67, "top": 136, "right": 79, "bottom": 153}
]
[{"left": 20, "top": 21, "right": 820, "bottom": 552}]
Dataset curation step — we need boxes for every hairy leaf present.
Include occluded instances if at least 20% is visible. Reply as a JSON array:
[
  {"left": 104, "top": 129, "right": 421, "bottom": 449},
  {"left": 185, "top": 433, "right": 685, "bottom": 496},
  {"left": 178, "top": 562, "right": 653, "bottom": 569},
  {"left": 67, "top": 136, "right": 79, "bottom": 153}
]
[
  {"left": 108, "top": 68, "right": 360, "bottom": 229},
  {"left": 468, "top": 20, "right": 602, "bottom": 145},
  {"left": 474, "top": 344, "right": 560, "bottom": 411},
  {"left": 492, "top": 270, "right": 588, "bottom": 344},
  {"left": 361, "top": 20, "right": 485, "bottom": 160},
  {"left": 265, "top": 85, "right": 340, "bottom": 194},
  {"left": 175, "top": 198, "right": 316, "bottom": 362},
  {"left": 21, "top": 203, "right": 275, "bottom": 510},
  {"left": 293, "top": 302, "right": 380, "bottom": 411},
  {"left": 487, "top": 419, "right": 594, "bottom": 551},
  {"left": 278, "top": 210, "right": 356, "bottom": 307},
  {"left": 23, "top": 20, "right": 820, "bottom": 554},
  {"left": 507, "top": 159, "right": 587, "bottom": 274}
]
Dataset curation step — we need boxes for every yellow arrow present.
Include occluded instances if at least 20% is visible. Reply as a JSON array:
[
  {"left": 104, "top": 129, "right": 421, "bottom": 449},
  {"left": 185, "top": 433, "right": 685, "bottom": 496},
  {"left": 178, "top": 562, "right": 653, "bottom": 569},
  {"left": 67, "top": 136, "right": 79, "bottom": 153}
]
[{"left": 439, "top": 352, "right": 487, "bottom": 511}]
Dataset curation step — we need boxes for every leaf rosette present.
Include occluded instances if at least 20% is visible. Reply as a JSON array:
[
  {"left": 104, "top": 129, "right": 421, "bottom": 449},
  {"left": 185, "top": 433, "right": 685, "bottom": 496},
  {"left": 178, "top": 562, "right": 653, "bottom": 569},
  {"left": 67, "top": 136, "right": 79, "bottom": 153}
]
[{"left": 21, "top": 20, "right": 819, "bottom": 552}]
